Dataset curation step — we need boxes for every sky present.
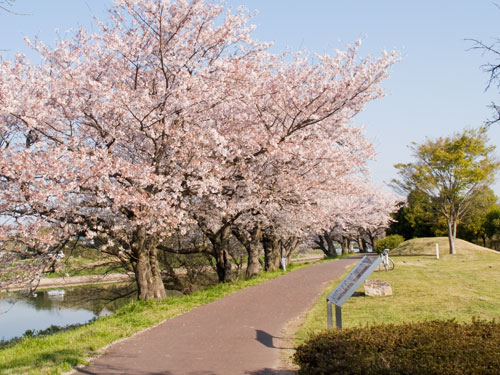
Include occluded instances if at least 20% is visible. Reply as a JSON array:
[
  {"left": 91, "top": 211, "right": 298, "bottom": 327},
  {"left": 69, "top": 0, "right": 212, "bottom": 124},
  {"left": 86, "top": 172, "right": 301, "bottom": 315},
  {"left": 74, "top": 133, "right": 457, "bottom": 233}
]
[{"left": 1, "top": 0, "right": 499, "bottom": 195}]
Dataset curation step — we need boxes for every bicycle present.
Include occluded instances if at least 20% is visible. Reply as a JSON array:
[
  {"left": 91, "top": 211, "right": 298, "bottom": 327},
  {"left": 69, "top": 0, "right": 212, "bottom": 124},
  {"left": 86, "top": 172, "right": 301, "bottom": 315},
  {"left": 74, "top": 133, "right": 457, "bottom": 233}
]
[{"left": 382, "top": 249, "right": 395, "bottom": 271}]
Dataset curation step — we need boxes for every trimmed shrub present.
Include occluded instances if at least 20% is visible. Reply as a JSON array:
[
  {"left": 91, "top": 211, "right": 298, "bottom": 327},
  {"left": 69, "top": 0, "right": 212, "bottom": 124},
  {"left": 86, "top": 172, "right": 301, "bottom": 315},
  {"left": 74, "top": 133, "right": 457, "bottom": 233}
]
[
  {"left": 294, "top": 319, "right": 500, "bottom": 375},
  {"left": 374, "top": 234, "right": 404, "bottom": 254}
]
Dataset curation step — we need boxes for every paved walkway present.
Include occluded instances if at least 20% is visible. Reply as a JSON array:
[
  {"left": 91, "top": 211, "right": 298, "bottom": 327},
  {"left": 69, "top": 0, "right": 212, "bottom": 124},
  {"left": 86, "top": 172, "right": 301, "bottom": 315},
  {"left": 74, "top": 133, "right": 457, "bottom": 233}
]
[{"left": 75, "top": 257, "right": 360, "bottom": 375}]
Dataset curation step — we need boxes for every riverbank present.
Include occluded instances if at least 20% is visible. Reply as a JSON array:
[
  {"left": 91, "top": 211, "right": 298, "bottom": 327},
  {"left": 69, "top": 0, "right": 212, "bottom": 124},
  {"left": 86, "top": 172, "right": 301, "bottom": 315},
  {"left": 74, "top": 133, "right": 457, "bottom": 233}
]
[
  {"left": 5, "top": 273, "right": 134, "bottom": 293},
  {"left": 0, "top": 259, "right": 328, "bottom": 375},
  {"left": 2, "top": 254, "right": 325, "bottom": 293}
]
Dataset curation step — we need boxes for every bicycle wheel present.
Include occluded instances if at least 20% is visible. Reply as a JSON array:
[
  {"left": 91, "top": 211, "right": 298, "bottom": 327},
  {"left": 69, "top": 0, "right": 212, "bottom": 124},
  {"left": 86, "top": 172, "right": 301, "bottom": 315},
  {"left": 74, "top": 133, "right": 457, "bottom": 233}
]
[{"left": 387, "top": 257, "right": 395, "bottom": 271}]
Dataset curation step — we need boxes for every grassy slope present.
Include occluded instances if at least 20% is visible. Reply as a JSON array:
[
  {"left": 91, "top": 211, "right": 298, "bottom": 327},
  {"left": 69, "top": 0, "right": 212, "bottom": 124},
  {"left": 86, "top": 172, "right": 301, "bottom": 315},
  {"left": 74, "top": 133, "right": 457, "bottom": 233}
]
[
  {"left": 0, "top": 262, "right": 319, "bottom": 375},
  {"left": 296, "top": 237, "right": 500, "bottom": 344}
]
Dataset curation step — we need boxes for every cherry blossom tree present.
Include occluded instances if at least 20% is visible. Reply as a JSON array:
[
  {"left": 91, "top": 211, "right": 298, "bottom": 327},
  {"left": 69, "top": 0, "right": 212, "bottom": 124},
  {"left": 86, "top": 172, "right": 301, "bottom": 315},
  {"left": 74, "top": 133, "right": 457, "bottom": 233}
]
[
  {"left": 0, "top": 0, "right": 265, "bottom": 297},
  {"left": 0, "top": 0, "right": 397, "bottom": 297},
  {"left": 314, "top": 183, "right": 397, "bottom": 256},
  {"left": 188, "top": 44, "right": 397, "bottom": 279}
]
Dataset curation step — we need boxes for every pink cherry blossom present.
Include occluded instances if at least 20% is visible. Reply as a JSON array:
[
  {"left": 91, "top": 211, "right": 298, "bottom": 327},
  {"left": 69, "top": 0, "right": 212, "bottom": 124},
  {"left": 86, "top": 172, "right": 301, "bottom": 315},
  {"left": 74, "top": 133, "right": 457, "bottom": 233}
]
[{"left": 0, "top": 0, "right": 397, "bottom": 297}]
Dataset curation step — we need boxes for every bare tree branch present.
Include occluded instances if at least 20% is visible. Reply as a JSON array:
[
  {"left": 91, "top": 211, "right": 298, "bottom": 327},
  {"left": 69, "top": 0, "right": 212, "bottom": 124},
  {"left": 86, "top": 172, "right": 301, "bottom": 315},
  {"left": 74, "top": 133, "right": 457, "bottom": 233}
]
[
  {"left": 0, "top": 0, "right": 27, "bottom": 15},
  {"left": 466, "top": 5, "right": 500, "bottom": 126}
]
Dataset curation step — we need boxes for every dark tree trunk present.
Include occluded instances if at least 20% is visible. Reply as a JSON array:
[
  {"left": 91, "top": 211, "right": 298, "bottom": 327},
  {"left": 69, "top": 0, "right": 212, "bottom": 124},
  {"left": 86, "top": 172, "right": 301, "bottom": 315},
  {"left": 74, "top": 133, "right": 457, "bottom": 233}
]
[
  {"left": 214, "top": 246, "right": 232, "bottom": 282},
  {"left": 324, "top": 232, "right": 337, "bottom": 257},
  {"left": 360, "top": 237, "right": 368, "bottom": 253},
  {"left": 314, "top": 231, "right": 337, "bottom": 257},
  {"left": 232, "top": 224, "right": 262, "bottom": 278},
  {"left": 149, "top": 246, "right": 167, "bottom": 299},
  {"left": 212, "top": 225, "right": 233, "bottom": 283},
  {"left": 314, "top": 235, "right": 328, "bottom": 256},
  {"left": 131, "top": 227, "right": 167, "bottom": 300},
  {"left": 48, "top": 260, "right": 62, "bottom": 273},
  {"left": 367, "top": 232, "right": 376, "bottom": 251},
  {"left": 282, "top": 237, "right": 299, "bottom": 261},
  {"left": 340, "top": 236, "right": 350, "bottom": 255},
  {"left": 263, "top": 233, "right": 281, "bottom": 271},
  {"left": 356, "top": 236, "right": 365, "bottom": 253},
  {"left": 245, "top": 242, "right": 261, "bottom": 277},
  {"left": 196, "top": 218, "right": 234, "bottom": 283}
]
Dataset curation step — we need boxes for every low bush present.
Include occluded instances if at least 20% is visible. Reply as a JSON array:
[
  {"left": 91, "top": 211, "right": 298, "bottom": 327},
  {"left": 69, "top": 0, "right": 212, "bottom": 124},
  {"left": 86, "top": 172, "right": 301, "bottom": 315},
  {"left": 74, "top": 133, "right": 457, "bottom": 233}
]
[
  {"left": 374, "top": 234, "right": 404, "bottom": 254},
  {"left": 294, "top": 319, "right": 500, "bottom": 375}
]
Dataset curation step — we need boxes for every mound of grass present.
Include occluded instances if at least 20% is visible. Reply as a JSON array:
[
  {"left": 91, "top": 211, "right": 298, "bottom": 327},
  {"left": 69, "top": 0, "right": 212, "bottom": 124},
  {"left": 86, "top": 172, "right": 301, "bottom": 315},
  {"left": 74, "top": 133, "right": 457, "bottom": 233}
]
[{"left": 390, "top": 236, "right": 497, "bottom": 256}]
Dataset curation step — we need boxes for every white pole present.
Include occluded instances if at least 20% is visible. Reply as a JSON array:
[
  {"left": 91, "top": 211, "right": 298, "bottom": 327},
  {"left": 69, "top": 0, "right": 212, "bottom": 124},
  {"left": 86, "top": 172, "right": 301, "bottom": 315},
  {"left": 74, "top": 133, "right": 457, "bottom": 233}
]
[{"left": 436, "top": 243, "right": 439, "bottom": 259}]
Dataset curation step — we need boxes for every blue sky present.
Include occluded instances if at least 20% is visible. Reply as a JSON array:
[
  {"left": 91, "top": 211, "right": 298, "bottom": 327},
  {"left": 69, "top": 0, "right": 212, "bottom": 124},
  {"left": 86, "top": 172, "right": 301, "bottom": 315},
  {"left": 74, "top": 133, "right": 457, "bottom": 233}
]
[{"left": 1, "top": 0, "right": 499, "bottom": 194}]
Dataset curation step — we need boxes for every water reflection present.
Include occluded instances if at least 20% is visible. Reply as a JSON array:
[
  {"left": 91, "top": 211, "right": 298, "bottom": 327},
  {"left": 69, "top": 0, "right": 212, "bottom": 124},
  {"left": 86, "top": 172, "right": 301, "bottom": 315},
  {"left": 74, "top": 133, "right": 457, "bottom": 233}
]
[{"left": 0, "top": 283, "right": 136, "bottom": 341}]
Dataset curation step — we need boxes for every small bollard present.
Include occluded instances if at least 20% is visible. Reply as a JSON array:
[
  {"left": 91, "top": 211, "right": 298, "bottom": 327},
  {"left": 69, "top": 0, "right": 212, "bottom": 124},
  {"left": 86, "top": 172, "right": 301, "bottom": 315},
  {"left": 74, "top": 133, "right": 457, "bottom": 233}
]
[{"left": 436, "top": 243, "right": 439, "bottom": 259}]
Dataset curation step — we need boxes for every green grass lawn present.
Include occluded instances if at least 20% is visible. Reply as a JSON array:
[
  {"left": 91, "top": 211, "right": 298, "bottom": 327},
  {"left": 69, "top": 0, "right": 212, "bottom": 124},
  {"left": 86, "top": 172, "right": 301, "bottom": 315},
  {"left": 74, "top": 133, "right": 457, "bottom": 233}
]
[
  {"left": 0, "top": 261, "right": 319, "bottom": 375},
  {"left": 296, "top": 237, "right": 500, "bottom": 345}
]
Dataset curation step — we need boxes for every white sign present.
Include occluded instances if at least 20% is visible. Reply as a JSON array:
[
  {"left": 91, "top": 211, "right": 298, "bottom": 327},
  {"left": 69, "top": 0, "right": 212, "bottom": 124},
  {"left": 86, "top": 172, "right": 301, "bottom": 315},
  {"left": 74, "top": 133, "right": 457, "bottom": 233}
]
[{"left": 327, "top": 255, "right": 383, "bottom": 307}]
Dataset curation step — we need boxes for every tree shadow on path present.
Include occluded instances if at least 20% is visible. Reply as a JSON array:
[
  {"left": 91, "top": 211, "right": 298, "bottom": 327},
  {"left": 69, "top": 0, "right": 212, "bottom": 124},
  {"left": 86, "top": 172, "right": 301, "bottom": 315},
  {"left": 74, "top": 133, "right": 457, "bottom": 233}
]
[{"left": 255, "top": 329, "right": 293, "bottom": 350}]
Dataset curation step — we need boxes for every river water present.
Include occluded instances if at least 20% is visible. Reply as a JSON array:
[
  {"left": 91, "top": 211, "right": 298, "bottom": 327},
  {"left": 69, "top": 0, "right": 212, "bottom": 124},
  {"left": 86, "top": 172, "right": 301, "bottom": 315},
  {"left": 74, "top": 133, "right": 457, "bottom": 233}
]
[{"left": 0, "top": 284, "right": 136, "bottom": 342}]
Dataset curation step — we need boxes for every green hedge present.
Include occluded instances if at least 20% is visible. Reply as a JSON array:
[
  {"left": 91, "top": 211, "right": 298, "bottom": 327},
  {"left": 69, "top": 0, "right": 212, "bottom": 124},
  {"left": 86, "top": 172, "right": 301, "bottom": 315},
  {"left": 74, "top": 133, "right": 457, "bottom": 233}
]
[
  {"left": 294, "top": 320, "right": 500, "bottom": 375},
  {"left": 374, "top": 234, "right": 404, "bottom": 254}
]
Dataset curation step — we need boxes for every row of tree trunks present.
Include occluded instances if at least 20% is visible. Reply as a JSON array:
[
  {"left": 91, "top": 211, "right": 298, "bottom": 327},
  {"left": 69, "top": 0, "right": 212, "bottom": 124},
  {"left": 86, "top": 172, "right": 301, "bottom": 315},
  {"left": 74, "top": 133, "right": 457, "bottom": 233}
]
[
  {"left": 315, "top": 230, "right": 384, "bottom": 256},
  {"left": 129, "top": 218, "right": 399, "bottom": 300},
  {"left": 130, "top": 224, "right": 297, "bottom": 299}
]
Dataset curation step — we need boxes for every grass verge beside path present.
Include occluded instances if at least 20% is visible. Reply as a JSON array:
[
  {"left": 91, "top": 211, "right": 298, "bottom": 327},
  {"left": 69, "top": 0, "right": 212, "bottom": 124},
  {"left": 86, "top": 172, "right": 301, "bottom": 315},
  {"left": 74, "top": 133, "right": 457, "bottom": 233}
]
[
  {"left": 296, "top": 238, "right": 500, "bottom": 345},
  {"left": 0, "top": 261, "right": 322, "bottom": 375}
]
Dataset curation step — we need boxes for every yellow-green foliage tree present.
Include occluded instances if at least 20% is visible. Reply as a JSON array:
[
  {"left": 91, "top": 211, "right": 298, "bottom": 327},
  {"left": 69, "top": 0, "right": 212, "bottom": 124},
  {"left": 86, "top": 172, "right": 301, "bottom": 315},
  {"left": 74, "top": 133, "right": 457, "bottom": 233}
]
[{"left": 393, "top": 128, "right": 499, "bottom": 254}]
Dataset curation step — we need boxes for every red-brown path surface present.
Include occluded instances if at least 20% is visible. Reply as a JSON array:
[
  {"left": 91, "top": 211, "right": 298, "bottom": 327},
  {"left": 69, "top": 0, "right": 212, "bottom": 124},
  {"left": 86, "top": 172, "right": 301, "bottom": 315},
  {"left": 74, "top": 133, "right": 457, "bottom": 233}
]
[{"left": 75, "top": 257, "right": 360, "bottom": 375}]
